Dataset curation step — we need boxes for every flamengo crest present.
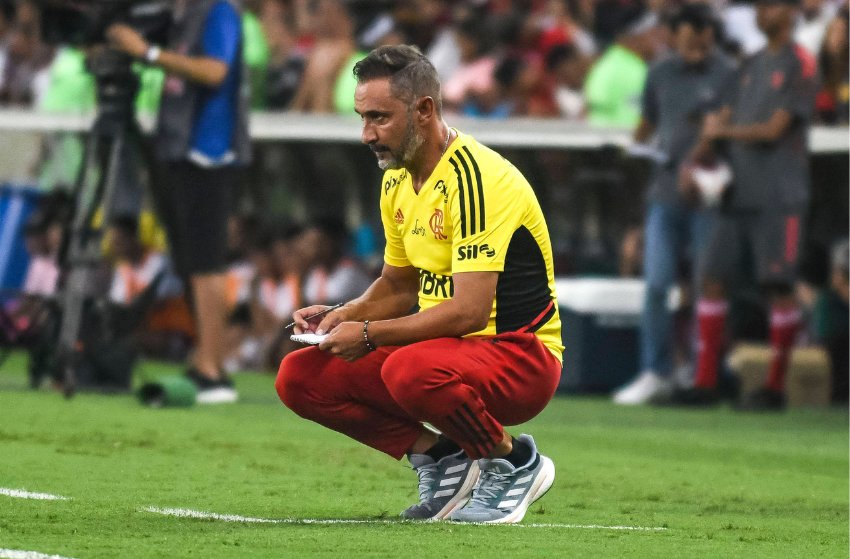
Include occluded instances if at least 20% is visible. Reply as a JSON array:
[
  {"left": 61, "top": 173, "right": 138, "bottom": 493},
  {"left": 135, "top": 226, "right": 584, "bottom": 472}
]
[{"left": 429, "top": 209, "right": 448, "bottom": 240}]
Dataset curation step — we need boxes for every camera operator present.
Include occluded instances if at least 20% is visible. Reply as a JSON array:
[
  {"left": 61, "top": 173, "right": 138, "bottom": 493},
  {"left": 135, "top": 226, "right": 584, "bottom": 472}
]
[{"left": 107, "top": 0, "right": 250, "bottom": 404}]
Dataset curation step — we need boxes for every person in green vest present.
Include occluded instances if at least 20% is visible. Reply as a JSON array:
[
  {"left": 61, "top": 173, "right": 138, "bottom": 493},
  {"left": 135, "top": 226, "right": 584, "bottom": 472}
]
[
  {"left": 37, "top": 46, "right": 93, "bottom": 190},
  {"left": 584, "top": 8, "right": 663, "bottom": 127},
  {"left": 241, "top": 1, "right": 270, "bottom": 110}
]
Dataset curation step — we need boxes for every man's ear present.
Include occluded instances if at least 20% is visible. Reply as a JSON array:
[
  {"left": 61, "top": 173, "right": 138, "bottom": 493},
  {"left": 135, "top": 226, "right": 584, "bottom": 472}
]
[{"left": 415, "top": 96, "right": 436, "bottom": 123}]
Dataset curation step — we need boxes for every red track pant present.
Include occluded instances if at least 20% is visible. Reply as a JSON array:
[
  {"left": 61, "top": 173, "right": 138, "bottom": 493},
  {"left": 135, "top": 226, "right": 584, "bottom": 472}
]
[{"left": 276, "top": 332, "right": 562, "bottom": 460}]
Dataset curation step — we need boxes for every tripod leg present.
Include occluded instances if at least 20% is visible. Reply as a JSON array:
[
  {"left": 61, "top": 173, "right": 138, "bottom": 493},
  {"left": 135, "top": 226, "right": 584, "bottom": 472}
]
[{"left": 56, "top": 130, "right": 127, "bottom": 397}]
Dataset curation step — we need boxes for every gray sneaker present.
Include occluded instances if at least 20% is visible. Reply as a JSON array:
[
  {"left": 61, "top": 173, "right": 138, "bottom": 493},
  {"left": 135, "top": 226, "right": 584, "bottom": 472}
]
[
  {"left": 449, "top": 434, "right": 555, "bottom": 524},
  {"left": 401, "top": 450, "right": 480, "bottom": 520}
]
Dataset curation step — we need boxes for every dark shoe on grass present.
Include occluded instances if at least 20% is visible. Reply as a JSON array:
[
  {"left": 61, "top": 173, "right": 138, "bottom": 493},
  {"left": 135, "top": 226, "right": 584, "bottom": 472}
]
[
  {"left": 659, "top": 386, "right": 721, "bottom": 407},
  {"left": 735, "top": 387, "right": 786, "bottom": 412}
]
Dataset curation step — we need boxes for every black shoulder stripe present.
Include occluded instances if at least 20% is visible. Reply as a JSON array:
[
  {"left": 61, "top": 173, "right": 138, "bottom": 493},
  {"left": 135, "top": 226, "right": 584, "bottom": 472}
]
[
  {"left": 461, "top": 146, "right": 485, "bottom": 233},
  {"left": 449, "top": 157, "right": 467, "bottom": 238},
  {"left": 454, "top": 149, "right": 477, "bottom": 236}
]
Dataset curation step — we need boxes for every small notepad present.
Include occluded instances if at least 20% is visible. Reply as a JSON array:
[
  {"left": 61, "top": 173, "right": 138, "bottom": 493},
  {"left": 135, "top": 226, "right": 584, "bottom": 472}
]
[{"left": 290, "top": 333, "right": 328, "bottom": 345}]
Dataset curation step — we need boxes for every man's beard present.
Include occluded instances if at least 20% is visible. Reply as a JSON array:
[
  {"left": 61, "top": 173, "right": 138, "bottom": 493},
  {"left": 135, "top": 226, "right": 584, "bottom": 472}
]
[{"left": 372, "top": 115, "right": 424, "bottom": 171}]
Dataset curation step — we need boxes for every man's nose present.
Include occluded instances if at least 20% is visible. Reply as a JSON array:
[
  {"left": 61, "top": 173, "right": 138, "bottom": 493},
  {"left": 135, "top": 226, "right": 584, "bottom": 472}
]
[{"left": 361, "top": 123, "right": 377, "bottom": 145}]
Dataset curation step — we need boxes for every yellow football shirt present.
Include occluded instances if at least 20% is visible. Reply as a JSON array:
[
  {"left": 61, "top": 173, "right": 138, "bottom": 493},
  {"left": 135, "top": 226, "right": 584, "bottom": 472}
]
[{"left": 379, "top": 130, "right": 563, "bottom": 362}]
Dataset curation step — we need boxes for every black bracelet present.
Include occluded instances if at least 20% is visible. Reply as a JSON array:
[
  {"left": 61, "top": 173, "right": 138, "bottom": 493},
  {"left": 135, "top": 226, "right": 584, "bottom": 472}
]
[{"left": 362, "top": 320, "right": 376, "bottom": 351}]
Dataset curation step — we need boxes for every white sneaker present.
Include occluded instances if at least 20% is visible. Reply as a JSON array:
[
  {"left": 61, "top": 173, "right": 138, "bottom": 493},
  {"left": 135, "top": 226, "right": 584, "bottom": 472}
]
[
  {"left": 187, "top": 370, "right": 239, "bottom": 405},
  {"left": 612, "top": 371, "right": 672, "bottom": 405},
  {"left": 449, "top": 434, "right": 555, "bottom": 524},
  {"left": 195, "top": 385, "right": 238, "bottom": 404}
]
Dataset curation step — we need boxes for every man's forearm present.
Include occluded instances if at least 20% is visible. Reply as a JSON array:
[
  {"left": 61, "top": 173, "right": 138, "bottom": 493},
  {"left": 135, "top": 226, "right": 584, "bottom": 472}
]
[
  {"left": 711, "top": 108, "right": 792, "bottom": 144},
  {"left": 343, "top": 275, "right": 419, "bottom": 322},
  {"left": 686, "top": 134, "right": 715, "bottom": 164},
  {"left": 153, "top": 50, "right": 228, "bottom": 87},
  {"left": 106, "top": 24, "right": 228, "bottom": 87},
  {"left": 366, "top": 297, "right": 486, "bottom": 348},
  {"left": 633, "top": 117, "right": 656, "bottom": 144},
  {"left": 715, "top": 122, "right": 781, "bottom": 143}
]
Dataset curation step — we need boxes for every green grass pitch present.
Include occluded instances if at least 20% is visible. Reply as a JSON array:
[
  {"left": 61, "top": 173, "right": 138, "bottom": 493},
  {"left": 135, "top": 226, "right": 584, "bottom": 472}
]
[{"left": 0, "top": 352, "right": 847, "bottom": 558}]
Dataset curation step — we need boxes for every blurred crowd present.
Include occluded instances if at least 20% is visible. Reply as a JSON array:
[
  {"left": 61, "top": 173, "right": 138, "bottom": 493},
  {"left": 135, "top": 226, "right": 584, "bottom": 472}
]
[
  {"left": 0, "top": 0, "right": 847, "bottom": 124},
  {"left": 1, "top": 190, "right": 375, "bottom": 380}
]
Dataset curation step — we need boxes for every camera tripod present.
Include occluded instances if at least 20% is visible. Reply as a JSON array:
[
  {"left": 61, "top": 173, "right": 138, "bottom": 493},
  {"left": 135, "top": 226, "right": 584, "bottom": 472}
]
[{"left": 53, "top": 48, "right": 154, "bottom": 397}]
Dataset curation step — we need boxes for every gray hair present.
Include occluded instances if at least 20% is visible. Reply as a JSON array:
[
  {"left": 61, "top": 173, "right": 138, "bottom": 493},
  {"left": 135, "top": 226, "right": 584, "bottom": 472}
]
[{"left": 353, "top": 45, "right": 442, "bottom": 114}]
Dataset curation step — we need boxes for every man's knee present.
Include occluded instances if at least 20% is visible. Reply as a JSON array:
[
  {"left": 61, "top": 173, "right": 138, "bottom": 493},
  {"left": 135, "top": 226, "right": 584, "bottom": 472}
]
[
  {"left": 381, "top": 348, "right": 453, "bottom": 416},
  {"left": 381, "top": 350, "right": 421, "bottom": 402},
  {"left": 275, "top": 349, "right": 319, "bottom": 415}
]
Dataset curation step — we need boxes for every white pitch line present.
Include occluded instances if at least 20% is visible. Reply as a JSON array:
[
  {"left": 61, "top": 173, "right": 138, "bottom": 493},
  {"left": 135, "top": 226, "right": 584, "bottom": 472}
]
[
  {"left": 0, "top": 549, "right": 78, "bottom": 559},
  {"left": 142, "top": 506, "right": 667, "bottom": 531},
  {"left": 0, "top": 488, "right": 69, "bottom": 501}
]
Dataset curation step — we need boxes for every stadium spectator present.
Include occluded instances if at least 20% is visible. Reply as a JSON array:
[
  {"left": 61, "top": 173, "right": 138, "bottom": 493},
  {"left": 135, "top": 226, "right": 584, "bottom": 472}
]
[
  {"left": 106, "top": 214, "right": 180, "bottom": 311},
  {"left": 301, "top": 217, "right": 373, "bottom": 306},
  {"left": 539, "top": 0, "right": 597, "bottom": 56},
  {"left": 241, "top": 0, "right": 270, "bottom": 109},
  {"left": 289, "top": 0, "right": 356, "bottom": 113},
  {"left": 491, "top": 11, "right": 561, "bottom": 118},
  {"left": 1, "top": 201, "right": 64, "bottom": 347},
  {"left": 0, "top": 0, "right": 52, "bottom": 107},
  {"left": 101, "top": 213, "right": 191, "bottom": 365},
  {"left": 814, "top": 8, "right": 848, "bottom": 124},
  {"left": 248, "top": 224, "right": 304, "bottom": 368},
  {"left": 262, "top": 0, "right": 307, "bottom": 110},
  {"left": 441, "top": 15, "right": 499, "bottom": 115},
  {"left": 584, "top": 5, "right": 664, "bottom": 127},
  {"left": 613, "top": 3, "right": 736, "bottom": 405},
  {"left": 679, "top": 0, "right": 818, "bottom": 409},
  {"left": 545, "top": 42, "right": 588, "bottom": 119},
  {"left": 107, "top": 0, "right": 251, "bottom": 404},
  {"left": 277, "top": 45, "right": 562, "bottom": 524},
  {"left": 491, "top": 55, "right": 543, "bottom": 117},
  {"left": 18, "top": 190, "right": 70, "bottom": 299},
  {"left": 219, "top": 213, "right": 260, "bottom": 371},
  {"left": 221, "top": 223, "right": 274, "bottom": 372},
  {"left": 416, "top": 1, "right": 461, "bottom": 82},
  {"left": 360, "top": 10, "right": 402, "bottom": 47},
  {"left": 794, "top": 0, "right": 839, "bottom": 55},
  {"left": 34, "top": 47, "right": 93, "bottom": 191}
]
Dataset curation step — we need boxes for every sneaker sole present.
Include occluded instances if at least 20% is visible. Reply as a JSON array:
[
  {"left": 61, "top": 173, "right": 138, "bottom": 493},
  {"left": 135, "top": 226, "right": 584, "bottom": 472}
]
[
  {"left": 479, "top": 455, "right": 556, "bottom": 525},
  {"left": 431, "top": 460, "right": 481, "bottom": 520},
  {"left": 196, "top": 387, "right": 238, "bottom": 404}
]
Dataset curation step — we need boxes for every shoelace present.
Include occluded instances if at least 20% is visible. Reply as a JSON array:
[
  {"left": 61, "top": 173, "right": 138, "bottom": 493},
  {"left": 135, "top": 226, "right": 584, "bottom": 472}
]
[
  {"left": 466, "top": 470, "right": 514, "bottom": 509},
  {"left": 414, "top": 463, "right": 439, "bottom": 502}
]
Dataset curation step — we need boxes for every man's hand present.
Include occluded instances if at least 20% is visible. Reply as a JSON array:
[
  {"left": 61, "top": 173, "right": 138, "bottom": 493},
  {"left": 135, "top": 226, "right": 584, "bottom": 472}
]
[
  {"left": 677, "top": 161, "right": 701, "bottom": 205},
  {"left": 291, "top": 304, "right": 352, "bottom": 335},
  {"left": 318, "top": 321, "right": 371, "bottom": 362},
  {"left": 106, "top": 24, "right": 148, "bottom": 59},
  {"left": 702, "top": 112, "right": 725, "bottom": 141}
]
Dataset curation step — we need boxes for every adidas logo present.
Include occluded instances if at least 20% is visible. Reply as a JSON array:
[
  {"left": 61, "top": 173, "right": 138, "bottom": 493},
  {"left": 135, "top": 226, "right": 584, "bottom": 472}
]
[
  {"left": 497, "top": 472, "right": 533, "bottom": 509},
  {"left": 394, "top": 209, "right": 404, "bottom": 224}
]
